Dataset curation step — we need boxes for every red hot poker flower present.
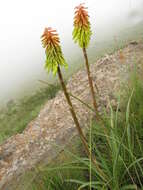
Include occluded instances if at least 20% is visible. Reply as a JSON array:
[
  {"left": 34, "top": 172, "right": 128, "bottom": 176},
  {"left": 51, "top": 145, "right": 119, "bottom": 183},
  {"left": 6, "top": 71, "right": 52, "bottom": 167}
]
[
  {"left": 41, "top": 27, "right": 67, "bottom": 75},
  {"left": 41, "top": 26, "right": 90, "bottom": 161},
  {"left": 74, "top": 3, "right": 89, "bottom": 28},
  {"left": 41, "top": 27, "right": 60, "bottom": 49},
  {"left": 73, "top": 3, "right": 99, "bottom": 117},
  {"left": 73, "top": 3, "right": 92, "bottom": 48}
]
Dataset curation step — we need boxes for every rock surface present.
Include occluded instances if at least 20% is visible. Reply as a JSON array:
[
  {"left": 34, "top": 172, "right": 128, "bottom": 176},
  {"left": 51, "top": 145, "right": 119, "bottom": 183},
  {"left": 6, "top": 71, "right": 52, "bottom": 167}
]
[{"left": 0, "top": 42, "right": 143, "bottom": 189}]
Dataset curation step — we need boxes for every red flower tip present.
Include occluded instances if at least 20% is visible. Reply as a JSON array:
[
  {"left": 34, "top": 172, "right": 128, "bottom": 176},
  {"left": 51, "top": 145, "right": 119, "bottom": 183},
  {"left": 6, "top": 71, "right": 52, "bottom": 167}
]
[
  {"left": 74, "top": 3, "right": 89, "bottom": 28},
  {"left": 41, "top": 27, "right": 60, "bottom": 48}
]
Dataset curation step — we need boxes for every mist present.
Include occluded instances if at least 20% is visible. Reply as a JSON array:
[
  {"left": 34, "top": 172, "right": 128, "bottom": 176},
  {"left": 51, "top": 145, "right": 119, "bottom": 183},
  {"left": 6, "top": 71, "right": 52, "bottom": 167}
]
[{"left": 0, "top": 0, "right": 143, "bottom": 104}]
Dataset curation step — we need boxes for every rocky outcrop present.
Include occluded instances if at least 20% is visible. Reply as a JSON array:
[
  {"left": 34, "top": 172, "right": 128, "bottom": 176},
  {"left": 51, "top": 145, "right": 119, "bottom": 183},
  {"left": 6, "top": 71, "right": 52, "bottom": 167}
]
[{"left": 0, "top": 42, "right": 143, "bottom": 189}]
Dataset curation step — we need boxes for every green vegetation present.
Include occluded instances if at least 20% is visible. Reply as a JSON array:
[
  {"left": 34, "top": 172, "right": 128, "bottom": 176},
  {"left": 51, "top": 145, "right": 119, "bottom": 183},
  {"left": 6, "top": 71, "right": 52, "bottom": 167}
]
[
  {"left": 20, "top": 63, "right": 143, "bottom": 190},
  {"left": 0, "top": 83, "right": 60, "bottom": 144}
]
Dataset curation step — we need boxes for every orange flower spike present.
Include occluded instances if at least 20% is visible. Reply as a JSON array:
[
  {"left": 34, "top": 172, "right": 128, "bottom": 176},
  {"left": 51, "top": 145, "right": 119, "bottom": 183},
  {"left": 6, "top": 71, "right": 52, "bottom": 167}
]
[
  {"left": 41, "top": 27, "right": 67, "bottom": 75},
  {"left": 74, "top": 4, "right": 89, "bottom": 27},
  {"left": 73, "top": 3, "right": 92, "bottom": 48},
  {"left": 73, "top": 4, "right": 100, "bottom": 116},
  {"left": 41, "top": 27, "right": 60, "bottom": 48}
]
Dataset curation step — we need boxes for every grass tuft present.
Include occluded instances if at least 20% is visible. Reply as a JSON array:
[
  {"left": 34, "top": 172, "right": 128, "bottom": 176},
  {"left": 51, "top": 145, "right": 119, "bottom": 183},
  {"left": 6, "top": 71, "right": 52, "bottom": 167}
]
[{"left": 23, "top": 63, "right": 143, "bottom": 190}]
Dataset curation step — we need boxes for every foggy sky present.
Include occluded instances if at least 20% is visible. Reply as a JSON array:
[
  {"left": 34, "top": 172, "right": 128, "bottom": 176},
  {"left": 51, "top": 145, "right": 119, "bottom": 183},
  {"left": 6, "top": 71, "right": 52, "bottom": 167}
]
[{"left": 0, "top": 0, "right": 143, "bottom": 104}]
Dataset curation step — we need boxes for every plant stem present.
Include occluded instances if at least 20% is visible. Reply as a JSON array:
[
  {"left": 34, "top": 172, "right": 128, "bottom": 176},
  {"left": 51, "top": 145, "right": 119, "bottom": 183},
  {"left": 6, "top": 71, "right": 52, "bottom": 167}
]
[
  {"left": 57, "top": 65, "right": 107, "bottom": 181},
  {"left": 82, "top": 47, "right": 99, "bottom": 118},
  {"left": 57, "top": 65, "right": 89, "bottom": 156}
]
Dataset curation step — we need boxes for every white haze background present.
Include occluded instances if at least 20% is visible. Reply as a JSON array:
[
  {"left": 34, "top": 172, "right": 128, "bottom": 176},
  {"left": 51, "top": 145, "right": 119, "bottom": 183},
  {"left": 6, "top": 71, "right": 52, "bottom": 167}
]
[{"left": 0, "top": 0, "right": 143, "bottom": 104}]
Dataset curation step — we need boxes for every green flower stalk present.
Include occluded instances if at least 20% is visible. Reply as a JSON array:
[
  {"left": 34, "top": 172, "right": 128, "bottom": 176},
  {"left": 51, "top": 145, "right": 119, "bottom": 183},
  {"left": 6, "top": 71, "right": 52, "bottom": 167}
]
[
  {"left": 41, "top": 27, "right": 90, "bottom": 157},
  {"left": 73, "top": 4, "right": 99, "bottom": 118}
]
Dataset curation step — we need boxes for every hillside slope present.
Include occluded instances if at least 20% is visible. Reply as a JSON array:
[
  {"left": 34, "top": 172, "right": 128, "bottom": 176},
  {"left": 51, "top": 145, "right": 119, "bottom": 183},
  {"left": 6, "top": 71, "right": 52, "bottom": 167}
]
[{"left": 0, "top": 41, "right": 143, "bottom": 189}]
